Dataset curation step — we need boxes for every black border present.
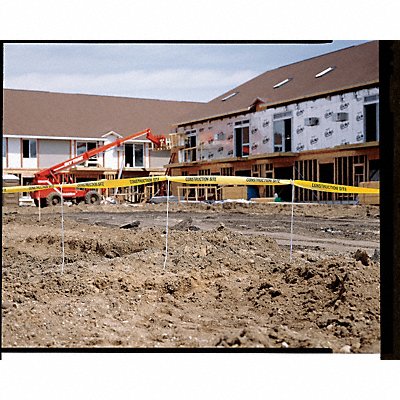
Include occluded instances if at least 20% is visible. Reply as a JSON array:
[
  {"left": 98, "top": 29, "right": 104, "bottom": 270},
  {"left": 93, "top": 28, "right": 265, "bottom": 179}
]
[{"left": 380, "top": 40, "right": 400, "bottom": 360}]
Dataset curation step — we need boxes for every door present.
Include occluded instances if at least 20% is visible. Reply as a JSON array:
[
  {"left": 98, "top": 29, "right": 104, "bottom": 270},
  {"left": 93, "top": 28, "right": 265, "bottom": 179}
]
[
  {"left": 273, "top": 118, "right": 292, "bottom": 152},
  {"left": 364, "top": 103, "right": 378, "bottom": 142},
  {"left": 234, "top": 126, "right": 250, "bottom": 157}
]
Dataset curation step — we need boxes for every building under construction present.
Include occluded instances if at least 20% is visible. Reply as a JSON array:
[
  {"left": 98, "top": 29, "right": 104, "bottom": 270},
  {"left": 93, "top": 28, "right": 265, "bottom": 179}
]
[
  {"left": 2, "top": 41, "right": 379, "bottom": 204},
  {"left": 167, "top": 41, "right": 379, "bottom": 203}
]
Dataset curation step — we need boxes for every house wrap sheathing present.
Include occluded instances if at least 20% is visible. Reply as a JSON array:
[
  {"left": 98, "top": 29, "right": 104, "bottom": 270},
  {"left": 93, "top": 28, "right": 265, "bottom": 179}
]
[{"left": 168, "top": 41, "right": 379, "bottom": 203}]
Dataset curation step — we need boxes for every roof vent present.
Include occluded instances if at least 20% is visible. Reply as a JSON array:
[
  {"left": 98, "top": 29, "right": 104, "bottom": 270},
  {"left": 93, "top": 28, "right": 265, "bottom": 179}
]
[
  {"left": 273, "top": 78, "right": 291, "bottom": 89},
  {"left": 315, "top": 66, "right": 335, "bottom": 78},
  {"left": 221, "top": 92, "right": 238, "bottom": 101}
]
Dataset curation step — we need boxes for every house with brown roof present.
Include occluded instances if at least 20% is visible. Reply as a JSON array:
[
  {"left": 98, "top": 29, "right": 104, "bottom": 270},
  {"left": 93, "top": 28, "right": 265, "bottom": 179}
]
[
  {"left": 2, "top": 89, "right": 204, "bottom": 199},
  {"left": 167, "top": 41, "right": 379, "bottom": 203}
]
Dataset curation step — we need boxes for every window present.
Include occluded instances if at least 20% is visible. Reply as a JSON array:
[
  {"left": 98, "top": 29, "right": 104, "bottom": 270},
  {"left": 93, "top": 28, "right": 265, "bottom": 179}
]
[
  {"left": 77, "top": 141, "right": 97, "bottom": 155},
  {"left": 364, "top": 100, "right": 379, "bottom": 142},
  {"left": 273, "top": 116, "right": 292, "bottom": 153},
  {"left": 184, "top": 132, "right": 197, "bottom": 162},
  {"left": 273, "top": 111, "right": 291, "bottom": 120},
  {"left": 2, "top": 138, "right": 6, "bottom": 158},
  {"left": 22, "top": 139, "right": 37, "bottom": 158},
  {"left": 235, "top": 119, "right": 249, "bottom": 126},
  {"left": 369, "top": 160, "right": 379, "bottom": 181},
  {"left": 125, "top": 143, "right": 144, "bottom": 167},
  {"left": 134, "top": 143, "right": 144, "bottom": 167},
  {"left": 365, "top": 94, "right": 378, "bottom": 103},
  {"left": 77, "top": 141, "right": 98, "bottom": 164}
]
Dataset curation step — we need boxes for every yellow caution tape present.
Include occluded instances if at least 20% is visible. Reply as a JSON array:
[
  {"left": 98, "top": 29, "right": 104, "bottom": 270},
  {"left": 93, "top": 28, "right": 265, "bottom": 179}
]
[
  {"left": 169, "top": 176, "right": 291, "bottom": 186},
  {"left": 2, "top": 184, "right": 55, "bottom": 194},
  {"left": 294, "top": 180, "right": 380, "bottom": 194},
  {"left": 74, "top": 176, "right": 167, "bottom": 189},
  {"left": 2, "top": 176, "right": 167, "bottom": 193},
  {"left": 2, "top": 175, "right": 379, "bottom": 194}
]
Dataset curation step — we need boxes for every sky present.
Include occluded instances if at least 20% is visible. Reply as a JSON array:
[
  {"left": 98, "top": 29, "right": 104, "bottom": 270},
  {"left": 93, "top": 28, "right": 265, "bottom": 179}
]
[{"left": 4, "top": 41, "right": 370, "bottom": 103}]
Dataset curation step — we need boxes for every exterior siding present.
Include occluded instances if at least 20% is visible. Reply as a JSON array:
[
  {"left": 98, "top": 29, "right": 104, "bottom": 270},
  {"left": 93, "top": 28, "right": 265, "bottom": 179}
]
[
  {"left": 38, "top": 139, "right": 71, "bottom": 168},
  {"left": 177, "top": 87, "right": 379, "bottom": 163},
  {"left": 7, "top": 138, "right": 21, "bottom": 169},
  {"left": 149, "top": 150, "right": 170, "bottom": 168},
  {"left": 103, "top": 136, "right": 119, "bottom": 169},
  {"left": 3, "top": 135, "right": 161, "bottom": 181}
]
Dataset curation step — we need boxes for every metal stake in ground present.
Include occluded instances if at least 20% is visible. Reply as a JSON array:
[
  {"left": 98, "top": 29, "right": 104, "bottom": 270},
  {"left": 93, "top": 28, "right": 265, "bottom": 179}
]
[
  {"left": 38, "top": 193, "right": 41, "bottom": 222},
  {"left": 163, "top": 178, "right": 170, "bottom": 269},
  {"left": 290, "top": 180, "right": 295, "bottom": 262},
  {"left": 61, "top": 184, "right": 65, "bottom": 274}
]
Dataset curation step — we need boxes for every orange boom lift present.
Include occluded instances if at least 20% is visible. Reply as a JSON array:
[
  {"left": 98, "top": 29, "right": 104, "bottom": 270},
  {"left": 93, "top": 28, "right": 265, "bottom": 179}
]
[{"left": 31, "top": 128, "right": 165, "bottom": 207}]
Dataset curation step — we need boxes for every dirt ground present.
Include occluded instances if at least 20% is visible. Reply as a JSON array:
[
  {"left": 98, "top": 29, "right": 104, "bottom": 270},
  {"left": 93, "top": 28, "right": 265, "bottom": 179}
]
[{"left": 2, "top": 201, "right": 380, "bottom": 351}]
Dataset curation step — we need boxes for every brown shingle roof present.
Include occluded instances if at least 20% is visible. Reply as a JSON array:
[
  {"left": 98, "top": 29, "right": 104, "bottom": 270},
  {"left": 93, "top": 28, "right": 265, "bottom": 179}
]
[
  {"left": 3, "top": 90, "right": 205, "bottom": 138},
  {"left": 175, "top": 41, "right": 379, "bottom": 125}
]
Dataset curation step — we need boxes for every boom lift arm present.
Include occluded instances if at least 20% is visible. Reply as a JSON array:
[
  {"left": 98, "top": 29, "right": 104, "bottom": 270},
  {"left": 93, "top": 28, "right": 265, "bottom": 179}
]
[
  {"left": 34, "top": 128, "right": 163, "bottom": 183},
  {"left": 31, "top": 128, "right": 165, "bottom": 206}
]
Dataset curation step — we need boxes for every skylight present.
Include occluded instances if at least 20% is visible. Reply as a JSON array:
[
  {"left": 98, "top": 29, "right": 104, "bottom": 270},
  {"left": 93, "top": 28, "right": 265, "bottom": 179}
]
[
  {"left": 315, "top": 66, "right": 335, "bottom": 78},
  {"left": 273, "top": 78, "right": 291, "bottom": 89},
  {"left": 221, "top": 92, "right": 238, "bottom": 101}
]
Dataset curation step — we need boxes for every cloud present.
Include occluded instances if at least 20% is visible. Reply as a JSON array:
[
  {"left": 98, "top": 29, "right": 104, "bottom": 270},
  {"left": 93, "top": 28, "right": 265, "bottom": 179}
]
[{"left": 5, "top": 68, "right": 259, "bottom": 102}]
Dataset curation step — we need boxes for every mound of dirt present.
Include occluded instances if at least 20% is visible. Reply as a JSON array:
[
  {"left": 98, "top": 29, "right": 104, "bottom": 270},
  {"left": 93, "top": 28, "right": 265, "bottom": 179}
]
[{"left": 2, "top": 202, "right": 380, "bottom": 351}]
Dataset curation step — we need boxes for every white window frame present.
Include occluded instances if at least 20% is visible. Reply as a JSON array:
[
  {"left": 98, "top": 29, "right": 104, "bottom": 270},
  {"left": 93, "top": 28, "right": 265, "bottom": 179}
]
[
  {"left": 273, "top": 112, "right": 292, "bottom": 153},
  {"left": 233, "top": 120, "right": 250, "bottom": 158},
  {"left": 184, "top": 130, "right": 197, "bottom": 162}
]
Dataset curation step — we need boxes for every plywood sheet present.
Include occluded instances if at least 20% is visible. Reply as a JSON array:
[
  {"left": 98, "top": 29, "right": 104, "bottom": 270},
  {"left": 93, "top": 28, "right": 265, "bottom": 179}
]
[
  {"left": 358, "top": 181, "right": 379, "bottom": 205},
  {"left": 221, "top": 186, "right": 247, "bottom": 200}
]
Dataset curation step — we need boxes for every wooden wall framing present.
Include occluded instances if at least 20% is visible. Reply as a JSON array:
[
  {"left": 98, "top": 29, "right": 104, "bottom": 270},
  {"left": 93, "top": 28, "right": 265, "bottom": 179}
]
[{"left": 169, "top": 145, "right": 379, "bottom": 203}]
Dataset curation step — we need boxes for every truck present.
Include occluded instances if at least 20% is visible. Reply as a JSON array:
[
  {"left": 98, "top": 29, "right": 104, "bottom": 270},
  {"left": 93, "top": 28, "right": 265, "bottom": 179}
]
[{"left": 30, "top": 128, "right": 166, "bottom": 207}]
